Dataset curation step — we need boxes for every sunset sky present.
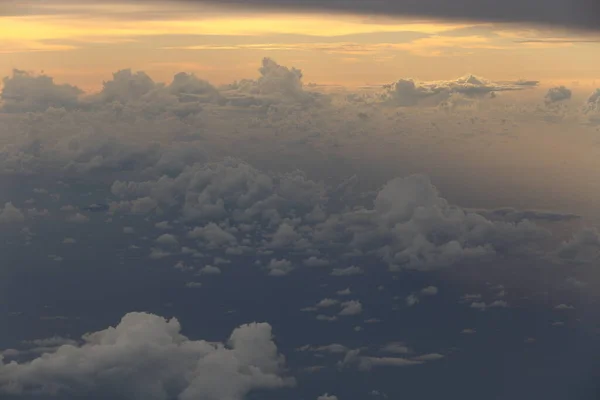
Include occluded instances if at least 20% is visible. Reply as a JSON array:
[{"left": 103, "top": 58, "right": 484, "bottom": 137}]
[
  {"left": 1, "top": 2, "right": 600, "bottom": 400},
  {"left": 2, "top": 0, "right": 600, "bottom": 90}
]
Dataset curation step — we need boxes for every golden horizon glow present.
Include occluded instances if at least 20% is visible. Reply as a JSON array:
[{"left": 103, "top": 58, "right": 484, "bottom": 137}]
[{"left": 1, "top": 2, "right": 600, "bottom": 88}]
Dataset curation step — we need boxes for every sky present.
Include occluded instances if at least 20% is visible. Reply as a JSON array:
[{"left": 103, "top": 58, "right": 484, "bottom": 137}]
[
  {"left": 2, "top": 0, "right": 600, "bottom": 90},
  {"left": 1, "top": 1, "right": 600, "bottom": 400}
]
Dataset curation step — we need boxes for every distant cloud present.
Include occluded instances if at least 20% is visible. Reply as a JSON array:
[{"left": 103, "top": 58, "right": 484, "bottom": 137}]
[
  {"left": 545, "top": 86, "right": 572, "bottom": 104},
  {"left": 383, "top": 75, "right": 538, "bottom": 107},
  {"left": 1, "top": 69, "right": 82, "bottom": 113}
]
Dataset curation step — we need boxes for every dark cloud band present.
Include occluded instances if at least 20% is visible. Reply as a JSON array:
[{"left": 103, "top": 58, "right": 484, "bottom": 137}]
[{"left": 180, "top": 0, "right": 600, "bottom": 31}]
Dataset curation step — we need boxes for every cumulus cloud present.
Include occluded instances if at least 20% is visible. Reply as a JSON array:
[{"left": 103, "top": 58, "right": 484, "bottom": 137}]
[
  {"left": 586, "top": 89, "right": 600, "bottom": 112},
  {"left": 316, "top": 174, "right": 547, "bottom": 271},
  {"left": 267, "top": 258, "right": 294, "bottom": 276},
  {"left": 1, "top": 69, "right": 83, "bottom": 113},
  {"left": 405, "top": 294, "right": 419, "bottom": 307},
  {"left": 93, "top": 69, "right": 158, "bottom": 104},
  {"left": 317, "top": 394, "right": 339, "bottom": 400},
  {"left": 330, "top": 266, "right": 364, "bottom": 276},
  {"left": 222, "top": 58, "right": 321, "bottom": 106},
  {"left": 0, "top": 312, "right": 294, "bottom": 399},
  {"left": 544, "top": 86, "right": 572, "bottom": 104},
  {"left": 339, "top": 300, "right": 363, "bottom": 316},
  {"left": 383, "top": 75, "right": 537, "bottom": 107},
  {"left": 420, "top": 286, "right": 438, "bottom": 296},
  {"left": 555, "top": 228, "right": 600, "bottom": 263},
  {"left": 0, "top": 202, "right": 25, "bottom": 223}
]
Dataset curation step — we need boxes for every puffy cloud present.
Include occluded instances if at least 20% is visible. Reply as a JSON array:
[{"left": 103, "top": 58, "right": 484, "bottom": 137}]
[
  {"left": 303, "top": 256, "right": 330, "bottom": 267},
  {"left": 383, "top": 75, "right": 537, "bottom": 107},
  {"left": 586, "top": 89, "right": 600, "bottom": 112},
  {"left": 318, "top": 394, "right": 339, "bottom": 400},
  {"left": 0, "top": 202, "right": 25, "bottom": 223},
  {"left": 339, "top": 300, "right": 363, "bottom": 316},
  {"left": 330, "top": 266, "right": 364, "bottom": 276},
  {"left": 470, "top": 300, "right": 508, "bottom": 311},
  {"left": 167, "top": 72, "right": 223, "bottom": 104},
  {"left": 0, "top": 312, "right": 294, "bottom": 399},
  {"left": 420, "top": 286, "right": 438, "bottom": 296},
  {"left": 554, "top": 304, "right": 575, "bottom": 310},
  {"left": 315, "top": 174, "right": 547, "bottom": 271},
  {"left": 111, "top": 158, "right": 326, "bottom": 225},
  {"left": 94, "top": 69, "right": 158, "bottom": 104},
  {"left": 315, "top": 298, "right": 340, "bottom": 308},
  {"left": 555, "top": 228, "right": 600, "bottom": 263},
  {"left": 544, "top": 86, "right": 572, "bottom": 104},
  {"left": 223, "top": 58, "right": 317, "bottom": 106},
  {"left": 267, "top": 258, "right": 294, "bottom": 276},
  {"left": 1, "top": 69, "right": 82, "bottom": 113},
  {"left": 199, "top": 265, "right": 222, "bottom": 275},
  {"left": 156, "top": 233, "right": 180, "bottom": 247},
  {"left": 188, "top": 223, "right": 237, "bottom": 247},
  {"left": 380, "top": 342, "right": 411, "bottom": 355},
  {"left": 405, "top": 294, "right": 419, "bottom": 307}
]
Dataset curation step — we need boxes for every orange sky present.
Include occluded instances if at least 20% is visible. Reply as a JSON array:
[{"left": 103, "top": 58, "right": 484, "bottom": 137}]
[{"left": 1, "top": 1, "right": 600, "bottom": 91}]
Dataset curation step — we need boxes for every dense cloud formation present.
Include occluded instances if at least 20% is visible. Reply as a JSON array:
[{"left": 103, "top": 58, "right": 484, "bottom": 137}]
[
  {"left": 1, "top": 69, "right": 82, "bottom": 112},
  {"left": 544, "top": 86, "right": 572, "bottom": 104},
  {"left": 106, "top": 157, "right": 553, "bottom": 271},
  {"left": 0, "top": 312, "right": 294, "bottom": 399},
  {"left": 383, "top": 75, "right": 537, "bottom": 106}
]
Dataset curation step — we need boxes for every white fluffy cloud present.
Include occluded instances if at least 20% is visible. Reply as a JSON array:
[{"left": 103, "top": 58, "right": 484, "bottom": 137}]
[{"left": 0, "top": 312, "right": 294, "bottom": 400}]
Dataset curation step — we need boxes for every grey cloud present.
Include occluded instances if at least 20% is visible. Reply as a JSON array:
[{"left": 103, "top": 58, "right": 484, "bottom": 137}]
[
  {"left": 0, "top": 312, "right": 294, "bottom": 399},
  {"left": 1, "top": 69, "right": 82, "bottom": 113},
  {"left": 420, "top": 286, "right": 438, "bottom": 296},
  {"left": 187, "top": 0, "right": 600, "bottom": 32},
  {"left": 544, "top": 86, "right": 572, "bottom": 104},
  {"left": 474, "top": 207, "right": 580, "bottom": 223},
  {"left": 0, "top": 202, "right": 25, "bottom": 223},
  {"left": 315, "top": 174, "right": 548, "bottom": 271},
  {"left": 317, "top": 394, "right": 339, "bottom": 400},
  {"left": 338, "top": 300, "right": 363, "bottom": 316},
  {"left": 555, "top": 228, "right": 600, "bottom": 263},
  {"left": 222, "top": 58, "right": 324, "bottom": 107},
  {"left": 586, "top": 89, "right": 600, "bottom": 112},
  {"left": 383, "top": 75, "right": 538, "bottom": 107},
  {"left": 330, "top": 266, "right": 364, "bottom": 276},
  {"left": 267, "top": 258, "right": 294, "bottom": 276}
]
